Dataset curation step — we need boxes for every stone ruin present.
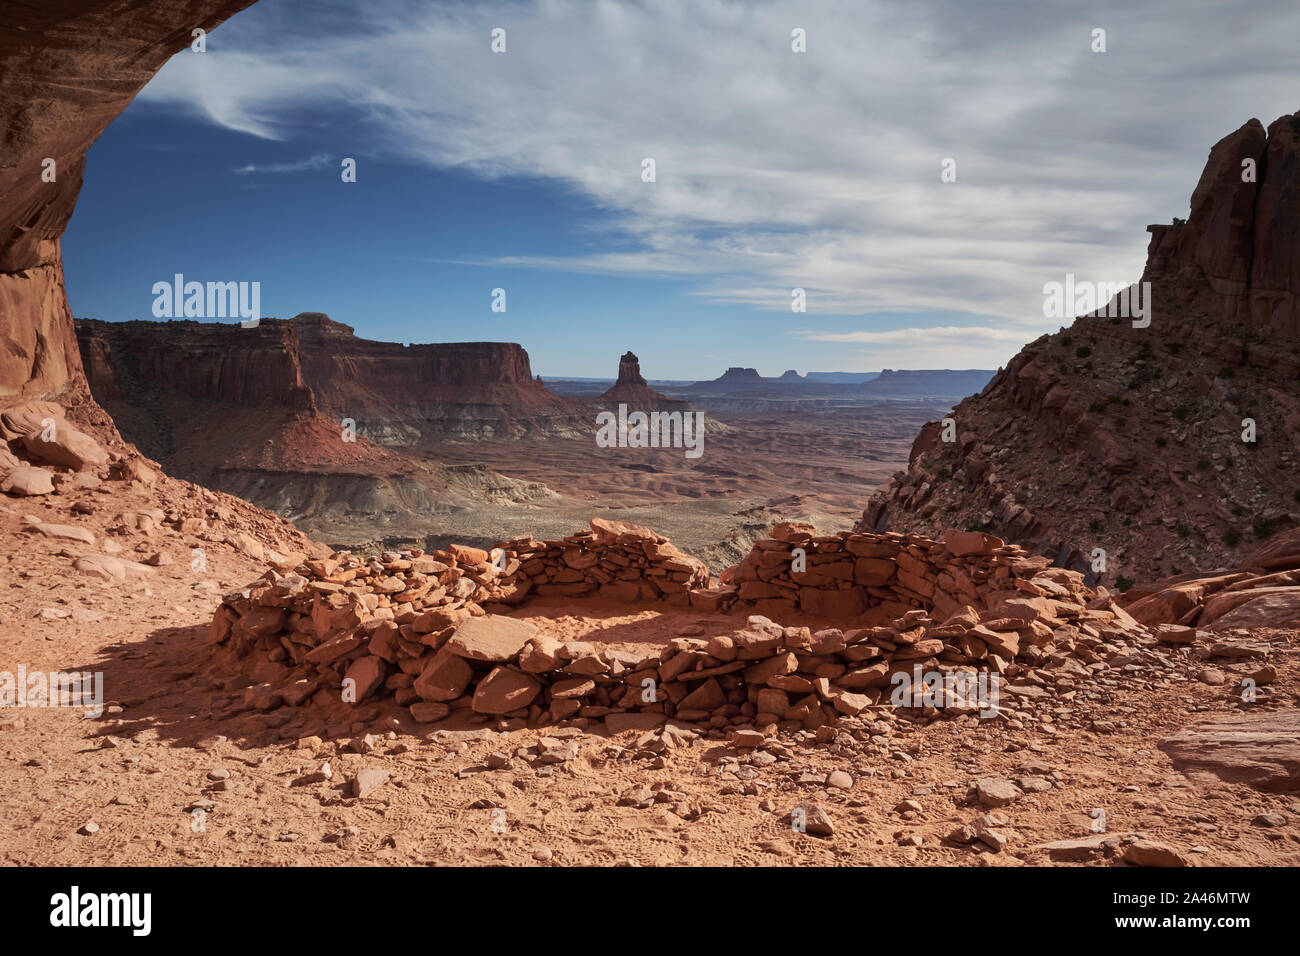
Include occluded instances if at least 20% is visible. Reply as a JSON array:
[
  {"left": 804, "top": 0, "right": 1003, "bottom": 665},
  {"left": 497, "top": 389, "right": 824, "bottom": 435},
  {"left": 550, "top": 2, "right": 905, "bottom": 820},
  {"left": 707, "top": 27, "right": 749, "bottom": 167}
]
[{"left": 211, "top": 518, "right": 1154, "bottom": 732}]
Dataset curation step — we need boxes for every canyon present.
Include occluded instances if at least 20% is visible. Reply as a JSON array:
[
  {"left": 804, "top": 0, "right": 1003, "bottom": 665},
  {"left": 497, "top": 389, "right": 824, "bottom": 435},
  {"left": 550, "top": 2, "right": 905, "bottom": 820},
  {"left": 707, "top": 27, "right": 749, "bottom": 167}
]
[
  {"left": 0, "top": 0, "right": 1297, "bottom": 876},
  {"left": 74, "top": 314, "right": 934, "bottom": 563}
]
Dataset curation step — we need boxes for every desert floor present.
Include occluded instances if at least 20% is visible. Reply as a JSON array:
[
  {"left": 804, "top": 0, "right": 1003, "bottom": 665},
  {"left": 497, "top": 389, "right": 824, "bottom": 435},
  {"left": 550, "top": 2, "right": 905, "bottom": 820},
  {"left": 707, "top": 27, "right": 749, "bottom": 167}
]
[{"left": 2, "top": 482, "right": 1298, "bottom": 866}]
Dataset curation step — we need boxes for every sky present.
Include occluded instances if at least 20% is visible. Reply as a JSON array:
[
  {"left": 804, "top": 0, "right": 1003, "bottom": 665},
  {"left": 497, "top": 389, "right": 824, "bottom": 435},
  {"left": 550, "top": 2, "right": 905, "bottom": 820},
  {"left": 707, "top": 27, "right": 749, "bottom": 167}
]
[{"left": 62, "top": 0, "right": 1300, "bottom": 379}]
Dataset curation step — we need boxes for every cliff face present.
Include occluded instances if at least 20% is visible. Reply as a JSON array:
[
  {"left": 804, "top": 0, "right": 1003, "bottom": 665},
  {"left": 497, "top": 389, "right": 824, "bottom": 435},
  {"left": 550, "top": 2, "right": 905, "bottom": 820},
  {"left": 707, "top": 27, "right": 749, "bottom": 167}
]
[
  {"left": 78, "top": 319, "right": 316, "bottom": 413},
  {"left": 75, "top": 314, "right": 591, "bottom": 450},
  {"left": 1145, "top": 115, "right": 1300, "bottom": 341},
  {"left": 289, "top": 314, "right": 588, "bottom": 442},
  {"left": 858, "top": 115, "right": 1300, "bottom": 585},
  {"left": 0, "top": 0, "right": 257, "bottom": 408}
]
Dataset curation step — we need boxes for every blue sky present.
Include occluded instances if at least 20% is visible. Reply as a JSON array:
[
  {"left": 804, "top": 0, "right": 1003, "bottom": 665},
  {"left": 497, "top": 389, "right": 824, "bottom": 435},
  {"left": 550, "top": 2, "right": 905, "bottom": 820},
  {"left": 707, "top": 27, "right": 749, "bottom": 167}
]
[{"left": 62, "top": 0, "right": 1300, "bottom": 378}]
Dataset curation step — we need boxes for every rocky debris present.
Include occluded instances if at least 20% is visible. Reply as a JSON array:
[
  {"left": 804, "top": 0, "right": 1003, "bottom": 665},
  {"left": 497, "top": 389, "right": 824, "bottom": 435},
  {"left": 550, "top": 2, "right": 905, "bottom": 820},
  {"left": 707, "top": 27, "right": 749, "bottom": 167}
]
[
  {"left": 1159, "top": 710, "right": 1300, "bottom": 792},
  {"left": 855, "top": 114, "right": 1300, "bottom": 585},
  {"left": 0, "top": 402, "right": 305, "bottom": 571},
  {"left": 1, "top": 405, "right": 115, "bottom": 491}
]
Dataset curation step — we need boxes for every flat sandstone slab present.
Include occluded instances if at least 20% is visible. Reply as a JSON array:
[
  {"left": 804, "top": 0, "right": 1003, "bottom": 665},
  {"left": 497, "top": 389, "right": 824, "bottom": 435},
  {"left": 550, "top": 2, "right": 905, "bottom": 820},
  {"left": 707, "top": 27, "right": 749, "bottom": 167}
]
[
  {"left": 445, "top": 615, "right": 539, "bottom": 662},
  {"left": 1159, "top": 709, "right": 1300, "bottom": 792}
]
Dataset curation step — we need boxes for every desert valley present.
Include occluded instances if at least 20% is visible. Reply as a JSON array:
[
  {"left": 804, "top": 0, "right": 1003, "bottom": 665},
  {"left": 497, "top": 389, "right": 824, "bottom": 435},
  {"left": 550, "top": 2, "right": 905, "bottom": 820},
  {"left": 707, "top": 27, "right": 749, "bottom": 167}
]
[{"left": 1, "top": 0, "right": 1299, "bottom": 910}]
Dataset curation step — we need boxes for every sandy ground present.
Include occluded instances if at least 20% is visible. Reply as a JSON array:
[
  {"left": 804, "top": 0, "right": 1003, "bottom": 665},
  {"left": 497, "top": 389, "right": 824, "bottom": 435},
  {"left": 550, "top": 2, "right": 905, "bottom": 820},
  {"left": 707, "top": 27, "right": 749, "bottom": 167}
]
[{"left": 2, "top": 477, "right": 1299, "bottom": 867}]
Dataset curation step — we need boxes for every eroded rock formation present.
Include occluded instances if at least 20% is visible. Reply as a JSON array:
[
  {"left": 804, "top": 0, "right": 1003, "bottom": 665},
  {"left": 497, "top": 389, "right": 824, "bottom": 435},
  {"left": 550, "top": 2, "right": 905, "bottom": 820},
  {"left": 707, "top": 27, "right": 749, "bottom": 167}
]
[
  {"left": 0, "top": 0, "right": 257, "bottom": 409},
  {"left": 594, "top": 350, "right": 705, "bottom": 423},
  {"left": 859, "top": 114, "right": 1300, "bottom": 585}
]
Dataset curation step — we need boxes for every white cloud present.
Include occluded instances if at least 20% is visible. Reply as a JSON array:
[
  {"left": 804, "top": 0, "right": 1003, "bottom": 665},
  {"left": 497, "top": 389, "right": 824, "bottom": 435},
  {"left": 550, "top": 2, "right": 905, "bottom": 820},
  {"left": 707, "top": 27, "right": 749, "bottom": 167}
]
[
  {"left": 139, "top": 0, "right": 1300, "bottom": 365},
  {"left": 233, "top": 152, "right": 333, "bottom": 175}
]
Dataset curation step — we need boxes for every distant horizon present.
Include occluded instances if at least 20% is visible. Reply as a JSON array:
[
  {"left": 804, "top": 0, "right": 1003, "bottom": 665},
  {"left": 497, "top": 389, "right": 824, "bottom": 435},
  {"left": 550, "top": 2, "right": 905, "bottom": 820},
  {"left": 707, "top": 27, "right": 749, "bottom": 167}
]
[{"left": 71, "top": 311, "right": 997, "bottom": 382}]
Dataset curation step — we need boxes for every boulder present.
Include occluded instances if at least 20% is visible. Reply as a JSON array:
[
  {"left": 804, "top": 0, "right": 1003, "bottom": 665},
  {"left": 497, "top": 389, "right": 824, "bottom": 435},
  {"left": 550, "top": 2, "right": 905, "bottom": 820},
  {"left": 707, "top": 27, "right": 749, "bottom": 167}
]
[
  {"left": 1, "top": 466, "right": 54, "bottom": 496},
  {"left": 20, "top": 424, "right": 107, "bottom": 471},
  {"left": 412, "top": 647, "right": 474, "bottom": 701},
  {"left": 30, "top": 521, "right": 94, "bottom": 545},
  {"left": 72, "top": 554, "right": 153, "bottom": 583},
  {"left": 343, "top": 656, "right": 386, "bottom": 703},
  {"left": 1246, "top": 528, "right": 1300, "bottom": 572},
  {"left": 1203, "top": 588, "right": 1300, "bottom": 631},
  {"left": 0, "top": 402, "right": 64, "bottom": 441},
  {"left": 471, "top": 667, "right": 541, "bottom": 714},
  {"left": 943, "top": 529, "right": 1004, "bottom": 556}
]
